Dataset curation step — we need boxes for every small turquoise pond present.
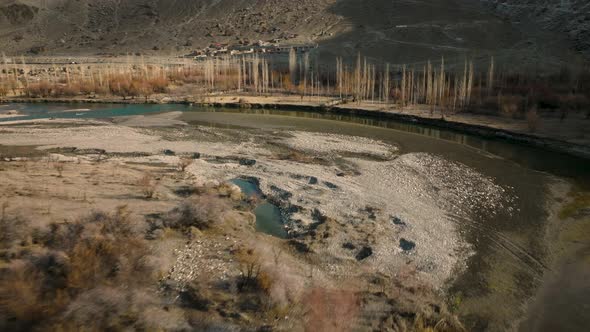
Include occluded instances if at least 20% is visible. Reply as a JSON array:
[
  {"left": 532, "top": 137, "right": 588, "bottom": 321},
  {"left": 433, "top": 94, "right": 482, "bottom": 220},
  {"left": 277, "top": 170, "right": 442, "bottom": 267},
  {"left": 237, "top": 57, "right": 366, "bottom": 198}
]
[{"left": 230, "top": 178, "right": 287, "bottom": 238}]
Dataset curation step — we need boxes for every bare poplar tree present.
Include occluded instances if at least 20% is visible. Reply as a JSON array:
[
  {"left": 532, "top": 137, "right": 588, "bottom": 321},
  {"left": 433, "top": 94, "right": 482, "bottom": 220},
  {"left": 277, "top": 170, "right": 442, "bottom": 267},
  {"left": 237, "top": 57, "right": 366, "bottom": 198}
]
[
  {"left": 383, "top": 63, "right": 390, "bottom": 104},
  {"left": 488, "top": 56, "right": 494, "bottom": 96},
  {"left": 401, "top": 65, "right": 407, "bottom": 106},
  {"left": 467, "top": 60, "right": 474, "bottom": 105},
  {"left": 289, "top": 48, "right": 297, "bottom": 86}
]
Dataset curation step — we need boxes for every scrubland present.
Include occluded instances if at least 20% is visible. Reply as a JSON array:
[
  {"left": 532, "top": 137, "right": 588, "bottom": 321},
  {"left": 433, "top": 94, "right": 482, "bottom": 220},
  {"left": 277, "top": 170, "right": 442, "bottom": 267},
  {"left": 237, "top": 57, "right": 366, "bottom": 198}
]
[{"left": 0, "top": 118, "right": 469, "bottom": 331}]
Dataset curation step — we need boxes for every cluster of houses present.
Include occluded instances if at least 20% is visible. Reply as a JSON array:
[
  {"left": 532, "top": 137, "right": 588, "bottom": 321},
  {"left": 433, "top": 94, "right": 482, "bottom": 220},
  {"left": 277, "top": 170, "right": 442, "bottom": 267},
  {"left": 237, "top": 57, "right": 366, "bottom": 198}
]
[{"left": 183, "top": 39, "right": 317, "bottom": 60}]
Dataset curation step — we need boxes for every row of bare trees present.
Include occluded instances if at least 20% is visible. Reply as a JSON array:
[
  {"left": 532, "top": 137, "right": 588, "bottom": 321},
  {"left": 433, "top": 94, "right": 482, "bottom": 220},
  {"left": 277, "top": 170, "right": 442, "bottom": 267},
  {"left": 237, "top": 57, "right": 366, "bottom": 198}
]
[
  {"left": 0, "top": 50, "right": 492, "bottom": 106},
  {"left": 3, "top": 50, "right": 589, "bottom": 119}
]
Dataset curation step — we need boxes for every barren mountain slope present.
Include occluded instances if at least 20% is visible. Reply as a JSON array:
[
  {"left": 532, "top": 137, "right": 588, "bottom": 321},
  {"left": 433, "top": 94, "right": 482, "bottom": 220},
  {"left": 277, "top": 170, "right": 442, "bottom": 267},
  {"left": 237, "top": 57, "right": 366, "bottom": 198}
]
[
  {"left": 0, "top": 0, "right": 586, "bottom": 68},
  {"left": 484, "top": 0, "right": 590, "bottom": 59},
  {"left": 0, "top": 0, "right": 337, "bottom": 54}
]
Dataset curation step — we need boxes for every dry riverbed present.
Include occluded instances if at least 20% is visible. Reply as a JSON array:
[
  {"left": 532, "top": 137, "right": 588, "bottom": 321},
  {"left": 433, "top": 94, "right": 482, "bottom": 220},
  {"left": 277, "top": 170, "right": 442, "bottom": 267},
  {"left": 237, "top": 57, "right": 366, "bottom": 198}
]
[{"left": 0, "top": 111, "right": 518, "bottom": 330}]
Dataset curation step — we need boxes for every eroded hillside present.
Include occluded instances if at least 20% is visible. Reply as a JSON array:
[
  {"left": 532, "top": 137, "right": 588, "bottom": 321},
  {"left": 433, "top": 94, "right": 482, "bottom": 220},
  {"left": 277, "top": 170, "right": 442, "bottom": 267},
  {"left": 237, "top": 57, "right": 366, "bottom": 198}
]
[{"left": 0, "top": 0, "right": 587, "bottom": 68}]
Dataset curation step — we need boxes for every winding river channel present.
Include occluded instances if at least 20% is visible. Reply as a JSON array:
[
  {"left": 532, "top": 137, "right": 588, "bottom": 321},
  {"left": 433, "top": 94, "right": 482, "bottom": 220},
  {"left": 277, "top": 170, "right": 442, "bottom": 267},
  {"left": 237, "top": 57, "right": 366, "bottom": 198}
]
[{"left": 1, "top": 103, "right": 589, "bottom": 331}]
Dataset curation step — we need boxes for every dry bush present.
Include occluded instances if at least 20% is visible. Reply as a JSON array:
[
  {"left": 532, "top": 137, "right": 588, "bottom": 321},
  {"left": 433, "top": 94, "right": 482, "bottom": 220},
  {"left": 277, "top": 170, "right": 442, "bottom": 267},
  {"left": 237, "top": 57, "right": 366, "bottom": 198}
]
[
  {"left": 124, "top": 80, "right": 141, "bottom": 99},
  {"left": 0, "top": 208, "right": 159, "bottom": 331},
  {"left": 0, "top": 204, "right": 30, "bottom": 250},
  {"left": 107, "top": 74, "right": 168, "bottom": 99},
  {"left": 526, "top": 106, "right": 540, "bottom": 133},
  {"left": 54, "top": 83, "right": 80, "bottom": 97},
  {"left": 108, "top": 75, "right": 132, "bottom": 99},
  {"left": 73, "top": 81, "right": 91, "bottom": 95},
  {"left": 137, "top": 173, "right": 156, "bottom": 199},
  {"left": 0, "top": 84, "right": 8, "bottom": 96},
  {"left": 241, "top": 243, "right": 306, "bottom": 309},
  {"left": 234, "top": 247, "right": 279, "bottom": 294},
  {"left": 178, "top": 157, "right": 193, "bottom": 172},
  {"left": 164, "top": 195, "right": 227, "bottom": 231},
  {"left": 168, "top": 68, "right": 201, "bottom": 84},
  {"left": 0, "top": 265, "right": 58, "bottom": 330},
  {"left": 225, "top": 242, "right": 307, "bottom": 324},
  {"left": 77, "top": 80, "right": 100, "bottom": 95},
  {"left": 25, "top": 81, "right": 53, "bottom": 98},
  {"left": 147, "top": 76, "right": 169, "bottom": 93},
  {"left": 60, "top": 286, "right": 189, "bottom": 331}
]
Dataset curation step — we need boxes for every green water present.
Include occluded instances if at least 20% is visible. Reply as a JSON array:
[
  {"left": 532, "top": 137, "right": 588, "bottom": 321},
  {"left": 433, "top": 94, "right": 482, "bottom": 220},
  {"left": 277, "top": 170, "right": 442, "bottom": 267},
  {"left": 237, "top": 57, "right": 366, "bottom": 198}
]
[
  {"left": 253, "top": 202, "right": 288, "bottom": 239},
  {"left": 0, "top": 103, "right": 182, "bottom": 122},
  {"left": 230, "top": 178, "right": 288, "bottom": 239},
  {"left": 230, "top": 178, "right": 261, "bottom": 198}
]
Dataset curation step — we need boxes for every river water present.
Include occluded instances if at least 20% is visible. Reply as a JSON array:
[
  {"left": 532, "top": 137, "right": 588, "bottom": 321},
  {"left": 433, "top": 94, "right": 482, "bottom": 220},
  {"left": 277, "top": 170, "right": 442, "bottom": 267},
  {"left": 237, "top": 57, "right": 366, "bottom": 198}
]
[{"left": 2, "top": 103, "right": 589, "bottom": 331}]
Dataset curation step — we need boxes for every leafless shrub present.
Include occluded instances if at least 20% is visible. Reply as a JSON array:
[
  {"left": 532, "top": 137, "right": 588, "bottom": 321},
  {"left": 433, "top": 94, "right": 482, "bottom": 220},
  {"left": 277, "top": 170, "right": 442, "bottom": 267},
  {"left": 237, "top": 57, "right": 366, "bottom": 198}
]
[
  {"left": 0, "top": 208, "right": 158, "bottom": 331},
  {"left": 0, "top": 202, "right": 30, "bottom": 249},
  {"left": 178, "top": 157, "right": 193, "bottom": 172},
  {"left": 164, "top": 195, "right": 227, "bottom": 231},
  {"left": 235, "top": 248, "right": 267, "bottom": 292},
  {"left": 25, "top": 81, "right": 53, "bottom": 98},
  {"left": 0, "top": 265, "right": 50, "bottom": 330},
  {"left": 54, "top": 83, "right": 80, "bottom": 97},
  {"left": 147, "top": 76, "right": 169, "bottom": 93},
  {"left": 61, "top": 286, "right": 189, "bottom": 331},
  {"left": 137, "top": 173, "right": 156, "bottom": 199}
]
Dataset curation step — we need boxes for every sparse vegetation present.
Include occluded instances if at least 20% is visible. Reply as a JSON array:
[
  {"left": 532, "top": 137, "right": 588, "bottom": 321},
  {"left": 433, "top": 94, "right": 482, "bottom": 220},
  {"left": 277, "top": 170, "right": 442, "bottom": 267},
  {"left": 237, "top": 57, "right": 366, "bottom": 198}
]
[
  {"left": 0, "top": 143, "right": 480, "bottom": 332},
  {"left": 178, "top": 157, "right": 193, "bottom": 172},
  {"left": 137, "top": 172, "right": 157, "bottom": 198},
  {"left": 0, "top": 57, "right": 585, "bottom": 161},
  {"left": 0, "top": 207, "right": 159, "bottom": 331},
  {"left": 3, "top": 54, "right": 589, "bottom": 137},
  {"left": 164, "top": 195, "right": 227, "bottom": 231}
]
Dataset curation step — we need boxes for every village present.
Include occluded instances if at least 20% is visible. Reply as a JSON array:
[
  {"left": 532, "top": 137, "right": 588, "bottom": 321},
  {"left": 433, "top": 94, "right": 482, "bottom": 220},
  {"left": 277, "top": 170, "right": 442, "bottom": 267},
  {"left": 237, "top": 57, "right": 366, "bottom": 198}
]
[{"left": 182, "top": 36, "right": 318, "bottom": 60}]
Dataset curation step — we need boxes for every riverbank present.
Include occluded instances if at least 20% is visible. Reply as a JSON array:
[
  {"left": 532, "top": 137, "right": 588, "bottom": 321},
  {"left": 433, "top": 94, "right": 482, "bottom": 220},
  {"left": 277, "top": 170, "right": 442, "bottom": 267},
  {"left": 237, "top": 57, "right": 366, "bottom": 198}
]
[
  {"left": 0, "top": 113, "right": 475, "bottom": 330},
  {"left": 1, "top": 107, "right": 587, "bottom": 330},
  {"left": 2, "top": 94, "right": 589, "bottom": 159}
]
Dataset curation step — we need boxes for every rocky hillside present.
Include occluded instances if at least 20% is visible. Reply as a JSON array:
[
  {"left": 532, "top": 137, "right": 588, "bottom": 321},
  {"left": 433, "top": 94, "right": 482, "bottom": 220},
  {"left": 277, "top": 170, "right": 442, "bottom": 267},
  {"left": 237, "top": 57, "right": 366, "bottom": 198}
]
[
  {"left": 0, "top": 0, "right": 587, "bottom": 68},
  {"left": 0, "top": 0, "right": 336, "bottom": 54},
  {"left": 484, "top": 0, "right": 590, "bottom": 59}
]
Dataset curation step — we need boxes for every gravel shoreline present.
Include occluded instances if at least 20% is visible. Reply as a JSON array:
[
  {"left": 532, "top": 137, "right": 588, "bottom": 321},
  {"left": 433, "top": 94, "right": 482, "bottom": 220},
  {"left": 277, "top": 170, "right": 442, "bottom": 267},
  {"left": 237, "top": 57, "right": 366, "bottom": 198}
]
[
  {"left": 0, "top": 114, "right": 517, "bottom": 289},
  {"left": 2, "top": 96, "right": 589, "bottom": 159}
]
